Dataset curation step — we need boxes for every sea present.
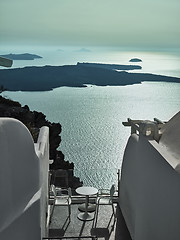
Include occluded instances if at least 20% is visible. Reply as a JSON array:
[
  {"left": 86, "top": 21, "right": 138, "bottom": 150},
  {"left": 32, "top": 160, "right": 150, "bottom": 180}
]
[{"left": 1, "top": 46, "right": 180, "bottom": 189}]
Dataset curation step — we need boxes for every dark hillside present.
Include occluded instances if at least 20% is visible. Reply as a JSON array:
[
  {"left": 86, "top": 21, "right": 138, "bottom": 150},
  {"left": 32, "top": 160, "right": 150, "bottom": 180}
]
[{"left": 0, "top": 95, "right": 82, "bottom": 189}]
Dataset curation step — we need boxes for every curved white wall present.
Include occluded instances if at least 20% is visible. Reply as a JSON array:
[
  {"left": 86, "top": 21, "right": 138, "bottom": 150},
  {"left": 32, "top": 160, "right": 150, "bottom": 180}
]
[
  {"left": 0, "top": 118, "right": 49, "bottom": 240},
  {"left": 120, "top": 129, "right": 180, "bottom": 240}
]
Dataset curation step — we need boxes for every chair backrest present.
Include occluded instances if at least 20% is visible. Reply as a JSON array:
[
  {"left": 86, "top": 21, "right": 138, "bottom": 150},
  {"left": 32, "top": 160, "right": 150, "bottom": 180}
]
[
  {"left": 50, "top": 184, "right": 72, "bottom": 199},
  {"left": 54, "top": 169, "right": 69, "bottom": 188},
  {"left": 110, "top": 184, "right": 116, "bottom": 199}
]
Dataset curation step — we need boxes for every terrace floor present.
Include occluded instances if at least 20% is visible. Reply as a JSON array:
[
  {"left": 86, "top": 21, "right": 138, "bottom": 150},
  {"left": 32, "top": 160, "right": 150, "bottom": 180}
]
[
  {"left": 49, "top": 201, "right": 116, "bottom": 239},
  {"left": 47, "top": 201, "right": 131, "bottom": 240}
]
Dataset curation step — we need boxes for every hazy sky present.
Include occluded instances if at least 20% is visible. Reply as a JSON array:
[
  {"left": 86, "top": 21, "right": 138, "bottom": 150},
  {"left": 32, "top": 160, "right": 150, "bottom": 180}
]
[{"left": 1, "top": 0, "right": 180, "bottom": 48}]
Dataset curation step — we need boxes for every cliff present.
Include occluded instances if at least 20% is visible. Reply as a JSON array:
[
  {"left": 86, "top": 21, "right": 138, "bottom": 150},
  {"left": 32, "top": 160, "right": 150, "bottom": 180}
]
[{"left": 0, "top": 95, "right": 82, "bottom": 189}]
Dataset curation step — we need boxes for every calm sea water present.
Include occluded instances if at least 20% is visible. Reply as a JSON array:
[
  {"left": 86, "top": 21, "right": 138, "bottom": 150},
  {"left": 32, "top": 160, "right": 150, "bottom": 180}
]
[{"left": 2, "top": 47, "right": 180, "bottom": 188}]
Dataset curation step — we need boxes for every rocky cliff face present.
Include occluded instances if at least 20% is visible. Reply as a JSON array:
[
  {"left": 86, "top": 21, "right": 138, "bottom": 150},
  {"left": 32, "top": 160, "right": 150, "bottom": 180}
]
[{"left": 0, "top": 95, "right": 82, "bottom": 189}]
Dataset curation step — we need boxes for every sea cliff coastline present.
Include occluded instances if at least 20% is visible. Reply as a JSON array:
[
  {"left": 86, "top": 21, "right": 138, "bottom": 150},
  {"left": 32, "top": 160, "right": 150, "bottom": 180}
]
[{"left": 0, "top": 95, "right": 83, "bottom": 189}]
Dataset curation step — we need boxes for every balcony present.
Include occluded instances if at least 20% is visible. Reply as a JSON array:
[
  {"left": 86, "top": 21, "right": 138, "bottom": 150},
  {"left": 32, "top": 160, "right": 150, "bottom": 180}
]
[
  {"left": 0, "top": 117, "right": 129, "bottom": 240},
  {"left": 45, "top": 199, "right": 129, "bottom": 240},
  {"left": 48, "top": 203, "right": 117, "bottom": 239},
  {"left": 43, "top": 169, "right": 125, "bottom": 240}
]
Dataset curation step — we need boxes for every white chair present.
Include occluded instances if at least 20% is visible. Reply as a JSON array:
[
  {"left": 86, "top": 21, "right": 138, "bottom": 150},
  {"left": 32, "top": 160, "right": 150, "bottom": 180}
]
[
  {"left": 93, "top": 184, "right": 116, "bottom": 228},
  {"left": 49, "top": 184, "right": 72, "bottom": 222}
]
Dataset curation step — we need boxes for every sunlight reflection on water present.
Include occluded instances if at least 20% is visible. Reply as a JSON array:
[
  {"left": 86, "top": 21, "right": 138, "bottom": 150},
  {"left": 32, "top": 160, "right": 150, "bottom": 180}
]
[{"left": 3, "top": 82, "right": 180, "bottom": 188}]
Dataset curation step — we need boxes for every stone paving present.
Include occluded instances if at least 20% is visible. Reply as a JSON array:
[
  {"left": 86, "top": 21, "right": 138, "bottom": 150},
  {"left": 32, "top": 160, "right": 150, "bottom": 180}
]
[{"left": 49, "top": 203, "right": 118, "bottom": 239}]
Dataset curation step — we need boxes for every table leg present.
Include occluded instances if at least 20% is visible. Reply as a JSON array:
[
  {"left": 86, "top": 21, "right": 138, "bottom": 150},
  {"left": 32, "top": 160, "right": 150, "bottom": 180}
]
[
  {"left": 77, "top": 195, "right": 95, "bottom": 221},
  {"left": 85, "top": 195, "right": 88, "bottom": 216}
]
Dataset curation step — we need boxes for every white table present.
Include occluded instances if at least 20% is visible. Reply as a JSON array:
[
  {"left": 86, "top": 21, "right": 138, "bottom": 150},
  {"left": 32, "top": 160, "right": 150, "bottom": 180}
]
[{"left": 76, "top": 186, "right": 98, "bottom": 221}]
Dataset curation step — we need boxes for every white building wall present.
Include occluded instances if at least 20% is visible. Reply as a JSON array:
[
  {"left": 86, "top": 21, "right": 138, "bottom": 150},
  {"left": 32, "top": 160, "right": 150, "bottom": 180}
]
[
  {"left": 120, "top": 129, "right": 180, "bottom": 240},
  {"left": 0, "top": 118, "right": 49, "bottom": 240}
]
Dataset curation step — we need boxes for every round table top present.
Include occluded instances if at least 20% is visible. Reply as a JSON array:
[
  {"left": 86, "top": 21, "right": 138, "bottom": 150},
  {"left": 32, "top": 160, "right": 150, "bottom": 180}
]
[{"left": 76, "top": 186, "right": 98, "bottom": 196}]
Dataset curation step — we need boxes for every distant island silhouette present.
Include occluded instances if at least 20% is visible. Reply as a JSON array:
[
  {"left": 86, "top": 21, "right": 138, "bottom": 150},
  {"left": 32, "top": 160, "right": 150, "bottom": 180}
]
[
  {"left": 0, "top": 63, "right": 179, "bottom": 91},
  {"left": 76, "top": 48, "right": 92, "bottom": 52},
  {"left": 129, "top": 58, "right": 142, "bottom": 62},
  {"left": 0, "top": 53, "right": 42, "bottom": 60},
  {"left": 77, "top": 62, "right": 142, "bottom": 70},
  {"left": 56, "top": 49, "right": 64, "bottom": 52}
]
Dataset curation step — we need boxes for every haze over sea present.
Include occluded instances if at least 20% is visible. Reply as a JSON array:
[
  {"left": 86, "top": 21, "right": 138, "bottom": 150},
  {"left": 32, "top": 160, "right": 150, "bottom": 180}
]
[{"left": 2, "top": 46, "right": 180, "bottom": 188}]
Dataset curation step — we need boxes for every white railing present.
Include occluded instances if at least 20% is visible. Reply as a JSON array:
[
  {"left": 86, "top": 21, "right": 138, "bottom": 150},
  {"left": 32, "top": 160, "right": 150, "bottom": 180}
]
[
  {"left": 122, "top": 118, "right": 165, "bottom": 141},
  {"left": 35, "top": 126, "right": 50, "bottom": 238}
]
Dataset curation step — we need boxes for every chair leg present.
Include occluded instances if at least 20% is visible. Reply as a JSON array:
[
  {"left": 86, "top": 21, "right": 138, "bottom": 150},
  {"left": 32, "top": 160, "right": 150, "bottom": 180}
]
[
  {"left": 49, "top": 204, "right": 55, "bottom": 223},
  {"left": 92, "top": 207, "right": 96, "bottom": 228},
  {"left": 112, "top": 203, "right": 115, "bottom": 218},
  {"left": 113, "top": 206, "right": 117, "bottom": 222},
  {"left": 111, "top": 203, "right": 116, "bottom": 225},
  {"left": 93, "top": 204, "right": 99, "bottom": 228},
  {"left": 107, "top": 203, "right": 116, "bottom": 228},
  {"left": 68, "top": 204, "right": 71, "bottom": 221}
]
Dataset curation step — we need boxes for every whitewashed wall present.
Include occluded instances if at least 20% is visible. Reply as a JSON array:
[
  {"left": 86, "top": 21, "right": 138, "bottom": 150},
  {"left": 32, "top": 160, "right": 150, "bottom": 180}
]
[
  {"left": 120, "top": 112, "right": 180, "bottom": 240},
  {"left": 0, "top": 118, "right": 49, "bottom": 240}
]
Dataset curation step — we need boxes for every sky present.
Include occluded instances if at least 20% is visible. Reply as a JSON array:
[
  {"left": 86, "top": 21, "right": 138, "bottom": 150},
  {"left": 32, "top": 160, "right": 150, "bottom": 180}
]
[{"left": 0, "top": 0, "right": 180, "bottom": 49}]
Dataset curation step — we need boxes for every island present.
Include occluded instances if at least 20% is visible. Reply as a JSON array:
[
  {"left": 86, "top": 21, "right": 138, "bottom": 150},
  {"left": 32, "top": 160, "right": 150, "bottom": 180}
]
[
  {"left": 129, "top": 58, "right": 142, "bottom": 62},
  {"left": 77, "top": 62, "right": 142, "bottom": 70},
  {"left": 76, "top": 48, "right": 91, "bottom": 52},
  {"left": 0, "top": 62, "right": 179, "bottom": 91},
  {"left": 0, "top": 53, "right": 42, "bottom": 60}
]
